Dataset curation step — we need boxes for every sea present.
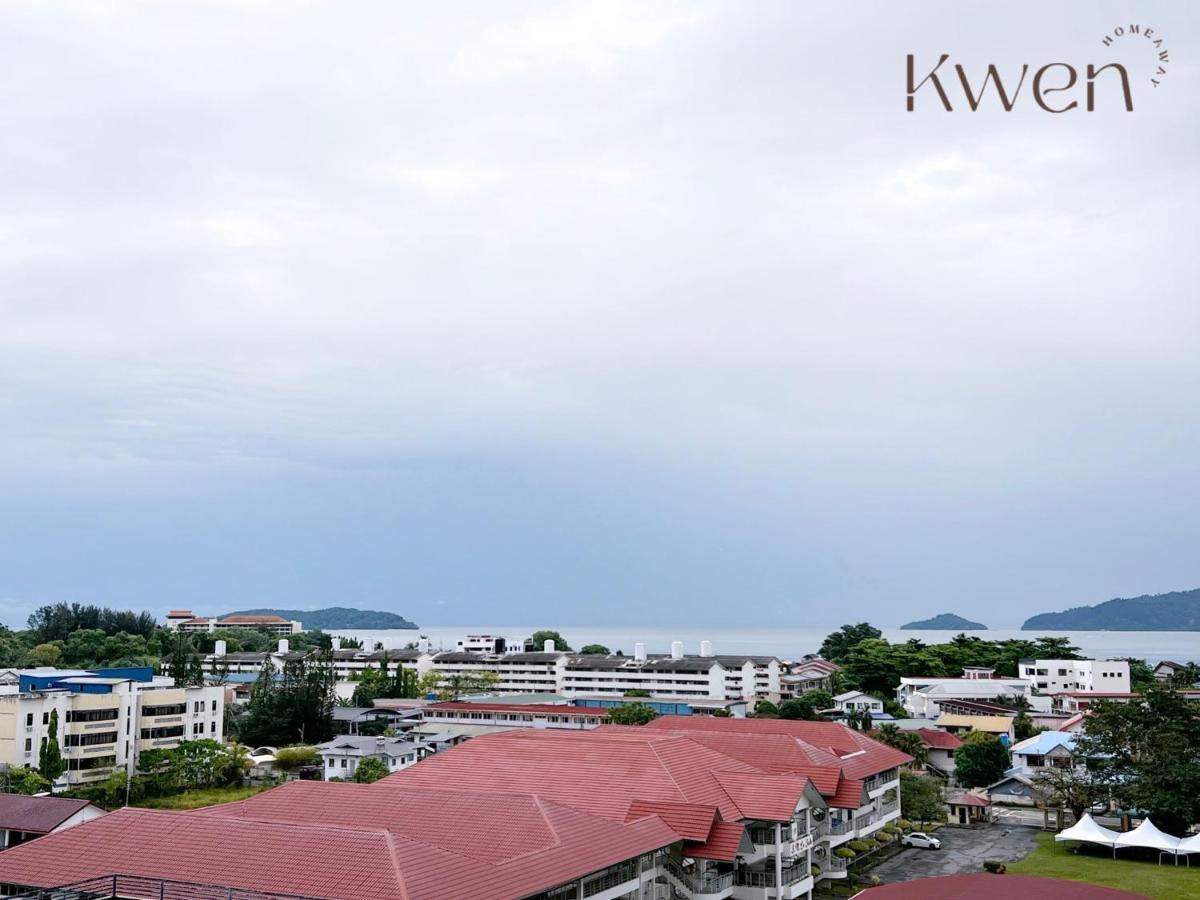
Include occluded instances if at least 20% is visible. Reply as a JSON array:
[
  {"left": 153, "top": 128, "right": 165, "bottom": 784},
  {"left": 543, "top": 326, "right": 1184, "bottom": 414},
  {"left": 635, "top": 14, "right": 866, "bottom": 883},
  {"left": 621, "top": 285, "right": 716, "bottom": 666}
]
[{"left": 324, "top": 625, "right": 1200, "bottom": 665}]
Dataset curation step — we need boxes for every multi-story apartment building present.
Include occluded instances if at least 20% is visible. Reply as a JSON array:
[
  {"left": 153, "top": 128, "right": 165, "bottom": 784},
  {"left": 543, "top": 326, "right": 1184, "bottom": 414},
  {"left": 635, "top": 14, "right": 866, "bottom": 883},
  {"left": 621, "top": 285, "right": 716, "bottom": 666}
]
[
  {"left": 0, "top": 714, "right": 910, "bottom": 900},
  {"left": 169, "top": 611, "right": 302, "bottom": 635},
  {"left": 201, "top": 638, "right": 783, "bottom": 704},
  {"left": 1017, "top": 659, "right": 1130, "bottom": 694},
  {"left": 0, "top": 667, "right": 223, "bottom": 790}
]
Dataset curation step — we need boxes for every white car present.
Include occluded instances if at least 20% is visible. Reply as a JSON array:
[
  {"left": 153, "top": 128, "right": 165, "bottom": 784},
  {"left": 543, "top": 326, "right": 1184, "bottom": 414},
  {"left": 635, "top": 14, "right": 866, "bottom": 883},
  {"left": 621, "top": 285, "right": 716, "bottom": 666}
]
[{"left": 901, "top": 832, "right": 942, "bottom": 850}]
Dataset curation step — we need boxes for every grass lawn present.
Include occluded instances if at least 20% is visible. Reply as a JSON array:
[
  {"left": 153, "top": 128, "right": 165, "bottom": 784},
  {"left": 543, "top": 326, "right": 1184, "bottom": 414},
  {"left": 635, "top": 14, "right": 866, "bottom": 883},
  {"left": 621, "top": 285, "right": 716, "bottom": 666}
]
[
  {"left": 1009, "top": 832, "right": 1200, "bottom": 900},
  {"left": 133, "top": 784, "right": 271, "bottom": 810}
]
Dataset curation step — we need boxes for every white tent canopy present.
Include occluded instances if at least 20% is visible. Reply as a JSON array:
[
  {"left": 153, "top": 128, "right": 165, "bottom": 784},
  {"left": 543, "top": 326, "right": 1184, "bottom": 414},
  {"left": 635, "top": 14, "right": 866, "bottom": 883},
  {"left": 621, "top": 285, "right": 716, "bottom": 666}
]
[
  {"left": 1115, "top": 818, "right": 1183, "bottom": 854},
  {"left": 1177, "top": 833, "right": 1200, "bottom": 855},
  {"left": 1055, "top": 814, "right": 1120, "bottom": 848}
]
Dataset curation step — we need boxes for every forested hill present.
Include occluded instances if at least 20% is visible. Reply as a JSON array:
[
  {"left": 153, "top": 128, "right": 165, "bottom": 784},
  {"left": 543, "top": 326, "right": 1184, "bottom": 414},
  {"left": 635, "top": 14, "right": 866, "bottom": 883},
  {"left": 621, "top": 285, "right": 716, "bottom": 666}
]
[
  {"left": 223, "top": 607, "right": 419, "bottom": 629},
  {"left": 901, "top": 613, "right": 987, "bottom": 630},
  {"left": 1021, "top": 588, "right": 1200, "bottom": 631}
]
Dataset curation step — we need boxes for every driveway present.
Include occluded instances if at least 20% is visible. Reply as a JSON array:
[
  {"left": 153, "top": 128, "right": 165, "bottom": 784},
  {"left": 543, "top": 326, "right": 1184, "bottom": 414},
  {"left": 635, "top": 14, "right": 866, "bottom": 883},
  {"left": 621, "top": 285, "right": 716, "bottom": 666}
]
[{"left": 870, "top": 825, "right": 1040, "bottom": 882}]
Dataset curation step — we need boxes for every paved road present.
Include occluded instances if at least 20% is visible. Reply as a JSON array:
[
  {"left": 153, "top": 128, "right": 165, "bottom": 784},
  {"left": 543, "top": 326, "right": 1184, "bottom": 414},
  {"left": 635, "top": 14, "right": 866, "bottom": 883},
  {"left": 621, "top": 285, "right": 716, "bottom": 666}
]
[{"left": 871, "top": 826, "right": 1040, "bottom": 882}]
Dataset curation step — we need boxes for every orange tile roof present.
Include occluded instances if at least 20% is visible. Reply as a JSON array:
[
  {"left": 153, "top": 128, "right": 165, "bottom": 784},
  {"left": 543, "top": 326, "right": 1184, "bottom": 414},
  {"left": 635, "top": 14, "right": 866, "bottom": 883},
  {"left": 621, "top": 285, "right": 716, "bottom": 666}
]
[{"left": 687, "top": 820, "right": 745, "bottom": 861}]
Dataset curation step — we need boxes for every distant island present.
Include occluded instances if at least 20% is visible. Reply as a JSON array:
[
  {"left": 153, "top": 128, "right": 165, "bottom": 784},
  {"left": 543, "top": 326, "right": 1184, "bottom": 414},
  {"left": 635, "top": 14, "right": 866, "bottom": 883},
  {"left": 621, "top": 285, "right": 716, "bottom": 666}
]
[
  {"left": 901, "top": 612, "right": 987, "bottom": 630},
  {"left": 223, "top": 606, "right": 419, "bottom": 630},
  {"left": 1022, "top": 588, "right": 1200, "bottom": 631}
]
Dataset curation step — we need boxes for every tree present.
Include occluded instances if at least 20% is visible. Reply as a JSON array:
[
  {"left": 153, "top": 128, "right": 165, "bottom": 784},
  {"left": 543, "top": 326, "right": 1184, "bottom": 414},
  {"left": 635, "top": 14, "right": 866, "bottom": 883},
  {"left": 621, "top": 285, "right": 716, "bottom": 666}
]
[
  {"left": 802, "top": 689, "right": 834, "bottom": 711},
  {"left": 38, "top": 708, "right": 65, "bottom": 783},
  {"left": 97, "top": 769, "right": 130, "bottom": 809},
  {"left": 353, "top": 756, "right": 389, "bottom": 783},
  {"left": 754, "top": 700, "right": 779, "bottom": 717},
  {"left": 954, "top": 732, "right": 1010, "bottom": 788},
  {"left": 580, "top": 644, "right": 610, "bottom": 655},
  {"left": 238, "top": 652, "right": 335, "bottom": 746},
  {"left": 1075, "top": 686, "right": 1200, "bottom": 836},
  {"left": 779, "top": 698, "right": 820, "bottom": 721},
  {"left": 28, "top": 643, "right": 63, "bottom": 667},
  {"left": 1169, "top": 663, "right": 1200, "bottom": 689},
  {"left": 818, "top": 623, "right": 882, "bottom": 664},
  {"left": 1034, "top": 765, "right": 1100, "bottom": 821},
  {"left": 608, "top": 703, "right": 658, "bottom": 726},
  {"left": 274, "top": 745, "right": 320, "bottom": 770},
  {"left": 1121, "top": 657, "right": 1157, "bottom": 691},
  {"left": 899, "top": 770, "right": 943, "bottom": 826},
  {"left": 1, "top": 766, "right": 50, "bottom": 795},
  {"left": 874, "top": 724, "right": 926, "bottom": 768},
  {"left": 530, "top": 630, "right": 572, "bottom": 652}
]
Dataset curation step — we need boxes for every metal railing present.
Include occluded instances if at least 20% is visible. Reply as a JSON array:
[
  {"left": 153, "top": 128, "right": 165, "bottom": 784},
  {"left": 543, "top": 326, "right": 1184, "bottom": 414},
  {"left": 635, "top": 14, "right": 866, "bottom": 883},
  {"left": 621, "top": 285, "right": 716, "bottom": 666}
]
[
  {"left": 733, "top": 861, "right": 810, "bottom": 888},
  {"left": 829, "top": 819, "right": 854, "bottom": 835},
  {"left": 863, "top": 771, "right": 898, "bottom": 793},
  {"left": 879, "top": 799, "right": 900, "bottom": 817},
  {"left": 662, "top": 858, "right": 734, "bottom": 894},
  {"left": 828, "top": 856, "right": 849, "bottom": 872},
  {"left": 581, "top": 860, "right": 638, "bottom": 898},
  {"left": 6, "top": 875, "right": 331, "bottom": 900}
]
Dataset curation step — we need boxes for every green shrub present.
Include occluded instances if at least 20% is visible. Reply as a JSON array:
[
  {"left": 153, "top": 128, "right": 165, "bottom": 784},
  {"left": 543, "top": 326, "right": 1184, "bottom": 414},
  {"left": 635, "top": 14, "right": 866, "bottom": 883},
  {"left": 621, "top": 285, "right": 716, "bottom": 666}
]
[
  {"left": 897, "top": 819, "right": 913, "bottom": 831},
  {"left": 834, "top": 847, "right": 856, "bottom": 859},
  {"left": 848, "top": 840, "right": 871, "bottom": 853},
  {"left": 810, "top": 865, "right": 821, "bottom": 877},
  {"left": 876, "top": 831, "right": 895, "bottom": 843},
  {"left": 983, "top": 860, "right": 1007, "bottom": 874}
]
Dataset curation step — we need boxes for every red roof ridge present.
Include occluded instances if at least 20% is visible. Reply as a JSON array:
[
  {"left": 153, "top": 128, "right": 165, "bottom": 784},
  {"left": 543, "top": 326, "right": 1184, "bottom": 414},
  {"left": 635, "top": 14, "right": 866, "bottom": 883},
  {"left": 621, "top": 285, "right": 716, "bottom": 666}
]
[{"left": 383, "top": 830, "right": 411, "bottom": 900}]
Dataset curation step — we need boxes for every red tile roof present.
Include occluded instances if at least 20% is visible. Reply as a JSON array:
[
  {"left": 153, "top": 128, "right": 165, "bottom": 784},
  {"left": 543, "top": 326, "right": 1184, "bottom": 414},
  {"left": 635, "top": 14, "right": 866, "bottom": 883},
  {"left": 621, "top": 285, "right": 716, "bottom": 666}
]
[
  {"left": 944, "top": 791, "right": 990, "bottom": 808},
  {"left": 864, "top": 874, "right": 1145, "bottom": 899},
  {"left": 916, "top": 728, "right": 964, "bottom": 750},
  {"left": 687, "top": 820, "right": 745, "bottom": 861},
  {"left": 0, "top": 785, "right": 679, "bottom": 900},
  {"left": 624, "top": 799, "right": 715, "bottom": 840},
  {"left": 0, "top": 793, "right": 97, "bottom": 835}
]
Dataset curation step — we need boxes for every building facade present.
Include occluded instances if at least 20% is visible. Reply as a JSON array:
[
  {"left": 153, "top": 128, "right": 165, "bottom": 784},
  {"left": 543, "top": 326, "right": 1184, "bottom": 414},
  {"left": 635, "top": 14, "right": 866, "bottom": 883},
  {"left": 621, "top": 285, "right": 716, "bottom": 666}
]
[
  {"left": 1018, "top": 659, "right": 1130, "bottom": 695},
  {"left": 0, "top": 668, "right": 223, "bottom": 790}
]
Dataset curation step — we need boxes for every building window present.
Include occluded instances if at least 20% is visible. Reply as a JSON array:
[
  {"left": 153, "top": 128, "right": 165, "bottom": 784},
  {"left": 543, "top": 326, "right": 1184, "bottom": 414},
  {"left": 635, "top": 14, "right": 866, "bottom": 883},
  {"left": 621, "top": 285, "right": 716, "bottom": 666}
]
[
  {"left": 42, "top": 712, "right": 49, "bottom": 725},
  {"left": 24, "top": 738, "right": 31, "bottom": 752},
  {"left": 25, "top": 713, "right": 33, "bottom": 727},
  {"left": 65, "top": 731, "right": 118, "bottom": 748}
]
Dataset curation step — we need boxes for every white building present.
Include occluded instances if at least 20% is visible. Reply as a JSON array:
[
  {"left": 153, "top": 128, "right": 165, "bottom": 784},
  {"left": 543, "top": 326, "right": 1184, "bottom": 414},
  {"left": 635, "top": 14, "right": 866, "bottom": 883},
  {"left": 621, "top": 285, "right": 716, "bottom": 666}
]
[
  {"left": 0, "top": 667, "right": 223, "bottom": 790},
  {"left": 896, "top": 671, "right": 1037, "bottom": 718},
  {"left": 1018, "top": 659, "right": 1130, "bottom": 694},
  {"left": 172, "top": 612, "right": 302, "bottom": 635},
  {"left": 832, "top": 691, "right": 883, "bottom": 715},
  {"left": 208, "top": 637, "right": 784, "bottom": 705},
  {"left": 316, "top": 735, "right": 424, "bottom": 780}
]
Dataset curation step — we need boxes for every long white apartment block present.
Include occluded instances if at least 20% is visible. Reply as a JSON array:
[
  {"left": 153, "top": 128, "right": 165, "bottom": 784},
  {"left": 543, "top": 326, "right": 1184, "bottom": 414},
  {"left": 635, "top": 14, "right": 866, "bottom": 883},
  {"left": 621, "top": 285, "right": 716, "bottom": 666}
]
[
  {"left": 0, "top": 667, "right": 224, "bottom": 789},
  {"left": 202, "top": 636, "right": 782, "bottom": 702}
]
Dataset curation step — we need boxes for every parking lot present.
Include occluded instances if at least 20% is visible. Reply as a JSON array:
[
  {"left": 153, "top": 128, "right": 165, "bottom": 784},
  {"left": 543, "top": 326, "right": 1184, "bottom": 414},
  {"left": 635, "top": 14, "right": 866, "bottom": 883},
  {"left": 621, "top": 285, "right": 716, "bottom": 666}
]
[{"left": 870, "top": 825, "right": 1041, "bottom": 882}]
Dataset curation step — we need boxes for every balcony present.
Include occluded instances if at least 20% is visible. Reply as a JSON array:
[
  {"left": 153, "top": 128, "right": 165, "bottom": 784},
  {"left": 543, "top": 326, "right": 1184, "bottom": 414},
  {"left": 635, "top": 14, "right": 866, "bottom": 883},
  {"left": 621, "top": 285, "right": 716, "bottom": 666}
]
[
  {"left": 826, "top": 856, "right": 849, "bottom": 875},
  {"left": 734, "top": 860, "right": 812, "bottom": 888},
  {"left": 829, "top": 819, "right": 854, "bottom": 836},
  {"left": 879, "top": 799, "right": 900, "bottom": 818},
  {"left": 581, "top": 859, "right": 639, "bottom": 898},
  {"left": 863, "top": 770, "right": 899, "bottom": 794}
]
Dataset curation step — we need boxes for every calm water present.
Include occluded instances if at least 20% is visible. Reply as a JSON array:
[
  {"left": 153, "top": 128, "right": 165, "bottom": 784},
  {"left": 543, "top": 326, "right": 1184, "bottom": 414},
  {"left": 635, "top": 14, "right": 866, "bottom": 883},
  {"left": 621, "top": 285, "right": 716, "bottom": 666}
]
[{"left": 327, "top": 625, "right": 1200, "bottom": 664}]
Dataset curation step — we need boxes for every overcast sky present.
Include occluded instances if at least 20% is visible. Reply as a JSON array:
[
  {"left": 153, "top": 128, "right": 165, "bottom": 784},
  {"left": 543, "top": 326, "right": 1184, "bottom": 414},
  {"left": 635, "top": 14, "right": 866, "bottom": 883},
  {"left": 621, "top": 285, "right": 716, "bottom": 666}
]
[{"left": 1, "top": 1, "right": 1197, "bottom": 630}]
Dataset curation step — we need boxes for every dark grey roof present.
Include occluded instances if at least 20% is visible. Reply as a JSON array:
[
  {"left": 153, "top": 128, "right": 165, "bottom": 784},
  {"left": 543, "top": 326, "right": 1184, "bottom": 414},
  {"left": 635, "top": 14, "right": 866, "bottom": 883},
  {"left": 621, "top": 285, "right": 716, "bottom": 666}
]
[
  {"left": 566, "top": 657, "right": 630, "bottom": 670},
  {"left": 432, "top": 652, "right": 489, "bottom": 663},
  {"left": 0, "top": 794, "right": 95, "bottom": 833},
  {"left": 714, "top": 654, "right": 779, "bottom": 666},
  {"left": 212, "top": 652, "right": 269, "bottom": 662},
  {"left": 503, "top": 652, "right": 566, "bottom": 663}
]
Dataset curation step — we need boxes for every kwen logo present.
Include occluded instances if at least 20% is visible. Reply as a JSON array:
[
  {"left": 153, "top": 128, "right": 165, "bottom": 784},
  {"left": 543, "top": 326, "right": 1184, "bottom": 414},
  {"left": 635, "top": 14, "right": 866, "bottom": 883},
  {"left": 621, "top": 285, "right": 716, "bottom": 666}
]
[{"left": 907, "top": 24, "right": 1170, "bottom": 112}]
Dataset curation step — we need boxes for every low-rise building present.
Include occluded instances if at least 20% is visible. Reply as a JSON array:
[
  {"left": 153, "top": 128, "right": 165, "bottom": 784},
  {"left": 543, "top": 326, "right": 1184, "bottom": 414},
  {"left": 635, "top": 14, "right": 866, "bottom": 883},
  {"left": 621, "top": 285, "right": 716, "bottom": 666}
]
[
  {"left": 1009, "top": 731, "right": 1076, "bottom": 772},
  {"left": 421, "top": 701, "right": 608, "bottom": 730},
  {"left": 315, "top": 735, "right": 424, "bottom": 780},
  {"left": 934, "top": 713, "right": 1015, "bottom": 742},
  {"left": 915, "top": 728, "right": 963, "bottom": 778},
  {"left": 0, "top": 794, "right": 105, "bottom": 850},
  {"left": 0, "top": 668, "right": 223, "bottom": 790},
  {"left": 832, "top": 691, "right": 883, "bottom": 715},
  {"left": 897, "top": 672, "right": 1035, "bottom": 718},
  {"left": 174, "top": 613, "right": 301, "bottom": 635}
]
